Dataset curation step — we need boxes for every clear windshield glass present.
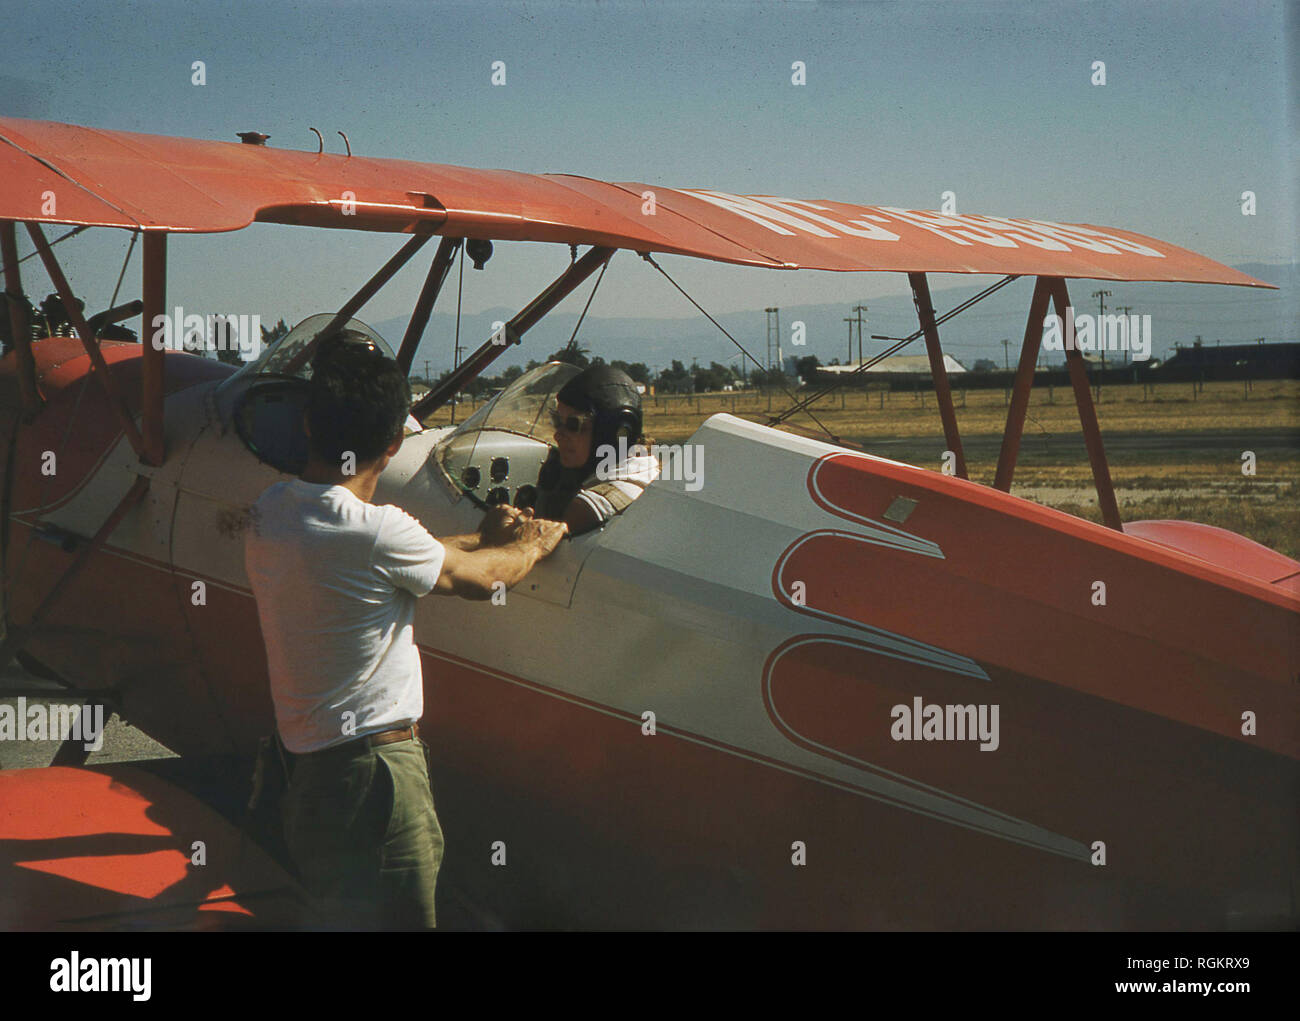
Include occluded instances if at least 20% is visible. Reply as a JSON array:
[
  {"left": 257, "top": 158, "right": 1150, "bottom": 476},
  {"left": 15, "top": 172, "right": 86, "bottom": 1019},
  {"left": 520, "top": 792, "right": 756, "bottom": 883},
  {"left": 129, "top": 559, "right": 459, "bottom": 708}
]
[
  {"left": 243, "top": 313, "right": 394, "bottom": 380},
  {"left": 458, "top": 362, "right": 581, "bottom": 439},
  {"left": 434, "top": 361, "right": 580, "bottom": 494}
]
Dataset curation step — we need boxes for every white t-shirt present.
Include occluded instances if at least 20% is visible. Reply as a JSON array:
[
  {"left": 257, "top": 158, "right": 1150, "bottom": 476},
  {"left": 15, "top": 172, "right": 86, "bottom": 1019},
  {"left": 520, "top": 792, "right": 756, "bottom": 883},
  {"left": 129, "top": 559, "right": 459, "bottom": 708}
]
[{"left": 244, "top": 480, "right": 445, "bottom": 753}]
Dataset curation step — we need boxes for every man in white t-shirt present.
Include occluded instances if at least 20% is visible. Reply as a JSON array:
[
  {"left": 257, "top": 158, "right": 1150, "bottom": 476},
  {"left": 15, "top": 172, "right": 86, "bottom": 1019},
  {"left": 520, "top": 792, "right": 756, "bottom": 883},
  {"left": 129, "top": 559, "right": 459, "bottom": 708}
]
[{"left": 245, "top": 331, "right": 565, "bottom": 929}]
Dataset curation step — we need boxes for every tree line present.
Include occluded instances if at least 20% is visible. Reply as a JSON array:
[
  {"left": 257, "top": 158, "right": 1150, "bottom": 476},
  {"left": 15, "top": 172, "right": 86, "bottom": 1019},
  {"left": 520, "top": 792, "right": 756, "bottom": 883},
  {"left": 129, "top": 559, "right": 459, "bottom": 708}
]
[{"left": 416, "top": 344, "right": 827, "bottom": 396}]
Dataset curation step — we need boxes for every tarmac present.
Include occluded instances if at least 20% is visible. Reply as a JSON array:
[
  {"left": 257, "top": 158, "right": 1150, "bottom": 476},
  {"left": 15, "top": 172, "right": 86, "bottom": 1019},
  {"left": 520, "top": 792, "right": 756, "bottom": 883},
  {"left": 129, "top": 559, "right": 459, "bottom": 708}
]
[{"left": 0, "top": 661, "right": 175, "bottom": 770}]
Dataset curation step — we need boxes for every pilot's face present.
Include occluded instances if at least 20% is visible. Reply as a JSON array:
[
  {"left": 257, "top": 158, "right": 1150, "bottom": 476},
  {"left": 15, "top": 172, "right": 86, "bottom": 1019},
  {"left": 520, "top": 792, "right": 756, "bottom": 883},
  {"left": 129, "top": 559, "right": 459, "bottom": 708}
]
[{"left": 553, "top": 399, "right": 594, "bottom": 469}]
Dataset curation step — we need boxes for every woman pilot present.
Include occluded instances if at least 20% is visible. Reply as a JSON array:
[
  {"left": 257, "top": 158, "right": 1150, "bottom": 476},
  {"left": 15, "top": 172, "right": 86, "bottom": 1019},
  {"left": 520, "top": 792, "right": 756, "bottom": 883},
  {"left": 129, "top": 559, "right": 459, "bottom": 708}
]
[{"left": 529, "top": 364, "right": 659, "bottom": 536}]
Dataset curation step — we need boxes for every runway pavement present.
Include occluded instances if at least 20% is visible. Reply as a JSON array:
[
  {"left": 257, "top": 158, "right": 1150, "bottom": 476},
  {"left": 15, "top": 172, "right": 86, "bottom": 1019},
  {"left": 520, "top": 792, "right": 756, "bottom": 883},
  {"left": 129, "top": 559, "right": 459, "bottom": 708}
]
[{"left": 0, "top": 661, "right": 176, "bottom": 770}]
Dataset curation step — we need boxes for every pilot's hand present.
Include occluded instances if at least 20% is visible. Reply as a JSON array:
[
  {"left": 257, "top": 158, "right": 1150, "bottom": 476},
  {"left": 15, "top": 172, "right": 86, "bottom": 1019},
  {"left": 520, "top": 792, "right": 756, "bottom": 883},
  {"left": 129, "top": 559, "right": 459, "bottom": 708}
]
[
  {"left": 479, "top": 504, "right": 532, "bottom": 546},
  {"left": 515, "top": 516, "right": 567, "bottom": 558}
]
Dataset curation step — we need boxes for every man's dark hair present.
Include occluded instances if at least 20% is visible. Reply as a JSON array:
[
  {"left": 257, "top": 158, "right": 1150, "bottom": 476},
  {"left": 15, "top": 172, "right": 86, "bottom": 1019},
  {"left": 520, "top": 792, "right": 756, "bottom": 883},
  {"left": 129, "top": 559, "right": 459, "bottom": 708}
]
[{"left": 307, "top": 330, "right": 410, "bottom": 465}]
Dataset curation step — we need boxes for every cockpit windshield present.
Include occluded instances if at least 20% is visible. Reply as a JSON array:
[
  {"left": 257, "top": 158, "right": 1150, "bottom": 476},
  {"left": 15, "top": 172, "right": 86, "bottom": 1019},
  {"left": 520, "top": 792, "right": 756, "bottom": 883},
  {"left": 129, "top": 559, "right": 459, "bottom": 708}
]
[
  {"left": 433, "top": 361, "right": 580, "bottom": 506},
  {"left": 218, "top": 313, "right": 402, "bottom": 476},
  {"left": 239, "top": 313, "right": 394, "bottom": 381},
  {"left": 450, "top": 362, "right": 581, "bottom": 441}
]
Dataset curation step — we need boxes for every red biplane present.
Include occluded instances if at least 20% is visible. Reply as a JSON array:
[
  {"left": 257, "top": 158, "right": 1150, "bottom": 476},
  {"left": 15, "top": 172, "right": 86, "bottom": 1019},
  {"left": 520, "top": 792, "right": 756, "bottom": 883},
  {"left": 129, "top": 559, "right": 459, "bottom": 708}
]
[{"left": 0, "top": 117, "right": 1294, "bottom": 929}]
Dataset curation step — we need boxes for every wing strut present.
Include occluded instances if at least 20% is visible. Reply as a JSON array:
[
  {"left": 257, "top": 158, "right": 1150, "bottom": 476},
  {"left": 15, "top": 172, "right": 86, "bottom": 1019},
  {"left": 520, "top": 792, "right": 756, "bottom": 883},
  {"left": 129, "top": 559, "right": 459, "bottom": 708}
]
[
  {"left": 25, "top": 223, "right": 148, "bottom": 462},
  {"left": 413, "top": 246, "right": 616, "bottom": 419},
  {"left": 989, "top": 276, "right": 1121, "bottom": 529},
  {"left": 397, "top": 236, "right": 462, "bottom": 374},
  {"left": 284, "top": 231, "right": 434, "bottom": 374},
  {"left": 0, "top": 222, "right": 42, "bottom": 417},
  {"left": 908, "top": 272, "right": 967, "bottom": 479},
  {"left": 1050, "top": 277, "right": 1122, "bottom": 530},
  {"left": 994, "top": 277, "right": 1054, "bottom": 491},
  {"left": 140, "top": 232, "right": 166, "bottom": 465}
]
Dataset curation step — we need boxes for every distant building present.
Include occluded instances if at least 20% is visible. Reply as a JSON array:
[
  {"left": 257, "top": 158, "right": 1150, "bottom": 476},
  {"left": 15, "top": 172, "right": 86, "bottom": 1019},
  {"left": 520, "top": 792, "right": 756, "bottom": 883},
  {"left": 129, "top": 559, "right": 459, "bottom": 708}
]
[
  {"left": 818, "top": 353, "right": 967, "bottom": 375},
  {"left": 1157, "top": 341, "right": 1300, "bottom": 380}
]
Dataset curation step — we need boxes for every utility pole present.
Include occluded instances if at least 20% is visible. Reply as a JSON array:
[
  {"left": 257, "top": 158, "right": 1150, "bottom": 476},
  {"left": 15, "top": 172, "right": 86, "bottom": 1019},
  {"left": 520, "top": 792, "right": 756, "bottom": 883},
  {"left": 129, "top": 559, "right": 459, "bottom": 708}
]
[
  {"left": 1116, "top": 305, "right": 1132, "bottom": 366},
  {"left": 1091, "top": 289, "right": 1112, "bottom": 397},
  {"left": 1000, "top": 338, "right": 1011, "bottom": 405},
  {"left": 423, "top": 358, "right": 443, "bottom": 423},
  {"left": 764, "top": 307, "right": 780, "bottom": 374},
  {"left": 1092, "top": 290, "right": 1112, "bottom": 320},
  {"left": 844, "top": 317, "right": 856, "bottom": 364},
  {"left": 448, "top": 337, "right": 463, "bottom": 423},
  {"left": 852, "top": 304, "right": 869, "bottom": 365}
]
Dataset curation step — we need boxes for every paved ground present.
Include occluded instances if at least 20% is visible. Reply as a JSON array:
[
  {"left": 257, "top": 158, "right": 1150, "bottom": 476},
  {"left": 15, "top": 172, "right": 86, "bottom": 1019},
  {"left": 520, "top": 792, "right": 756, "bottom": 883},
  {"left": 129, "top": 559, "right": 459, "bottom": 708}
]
[
  {"left": 0, "top": 661, "right": 176, "bottom": 770},
  {"left": 0, "top": 660, "right": 506, "bottom": 929}
]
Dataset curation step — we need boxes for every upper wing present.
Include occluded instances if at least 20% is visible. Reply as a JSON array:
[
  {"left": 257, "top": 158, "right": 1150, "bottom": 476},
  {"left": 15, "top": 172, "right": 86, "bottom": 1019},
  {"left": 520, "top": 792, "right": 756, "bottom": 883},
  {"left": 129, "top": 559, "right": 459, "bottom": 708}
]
[{"left": 0, "top": 117, "right": 1269, "bottom": 287}]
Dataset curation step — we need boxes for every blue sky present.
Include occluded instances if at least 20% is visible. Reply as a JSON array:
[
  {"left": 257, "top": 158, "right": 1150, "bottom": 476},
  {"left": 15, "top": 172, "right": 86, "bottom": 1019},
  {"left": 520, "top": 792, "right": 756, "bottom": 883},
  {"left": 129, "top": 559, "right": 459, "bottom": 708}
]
[{"left": 0, "top": 0, "right": 1294, "bottom": 364}]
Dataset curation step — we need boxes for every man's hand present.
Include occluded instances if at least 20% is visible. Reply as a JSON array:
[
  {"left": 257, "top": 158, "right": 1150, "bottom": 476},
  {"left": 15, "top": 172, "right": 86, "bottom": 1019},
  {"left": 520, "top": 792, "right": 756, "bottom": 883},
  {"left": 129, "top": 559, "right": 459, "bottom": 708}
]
[
  {"left": 434, "top": 514, "right": 566, "bottom": 599},
  {"left": 514, "top": 515, "right": 567, "bottom": 558},
  {"left": 479, "top": 504, "right": 533, "bottom": 547}
]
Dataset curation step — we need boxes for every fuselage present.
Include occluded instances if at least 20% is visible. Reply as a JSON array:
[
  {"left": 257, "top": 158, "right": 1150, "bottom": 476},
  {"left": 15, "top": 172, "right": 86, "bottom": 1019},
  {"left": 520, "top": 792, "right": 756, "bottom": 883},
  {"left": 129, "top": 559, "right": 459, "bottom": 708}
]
[{"left": 2, "top": 339, "right": 1296, "bottom": 928}]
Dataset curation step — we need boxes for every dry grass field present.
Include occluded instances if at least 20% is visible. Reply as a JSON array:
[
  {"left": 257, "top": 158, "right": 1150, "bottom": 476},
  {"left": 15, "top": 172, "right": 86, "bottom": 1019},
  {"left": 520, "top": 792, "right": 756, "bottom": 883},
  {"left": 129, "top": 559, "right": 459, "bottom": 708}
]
[{"left": 424, "top": 378, "right": 1300, "bottom": 559}]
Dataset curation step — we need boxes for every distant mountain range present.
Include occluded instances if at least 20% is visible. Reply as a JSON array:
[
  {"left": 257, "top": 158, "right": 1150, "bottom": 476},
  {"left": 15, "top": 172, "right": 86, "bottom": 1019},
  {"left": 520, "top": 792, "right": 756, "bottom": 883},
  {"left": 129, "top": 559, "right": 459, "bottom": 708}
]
[{"left": 373, "top": 262, "right": 1297, "bottom": 380}]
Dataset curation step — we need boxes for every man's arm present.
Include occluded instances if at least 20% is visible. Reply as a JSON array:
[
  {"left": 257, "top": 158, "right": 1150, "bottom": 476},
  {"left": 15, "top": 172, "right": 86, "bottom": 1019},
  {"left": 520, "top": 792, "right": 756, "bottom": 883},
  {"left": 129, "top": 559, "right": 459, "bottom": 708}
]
[{"left": 433, "top": 518, "right": 567, "bottom": 599}]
